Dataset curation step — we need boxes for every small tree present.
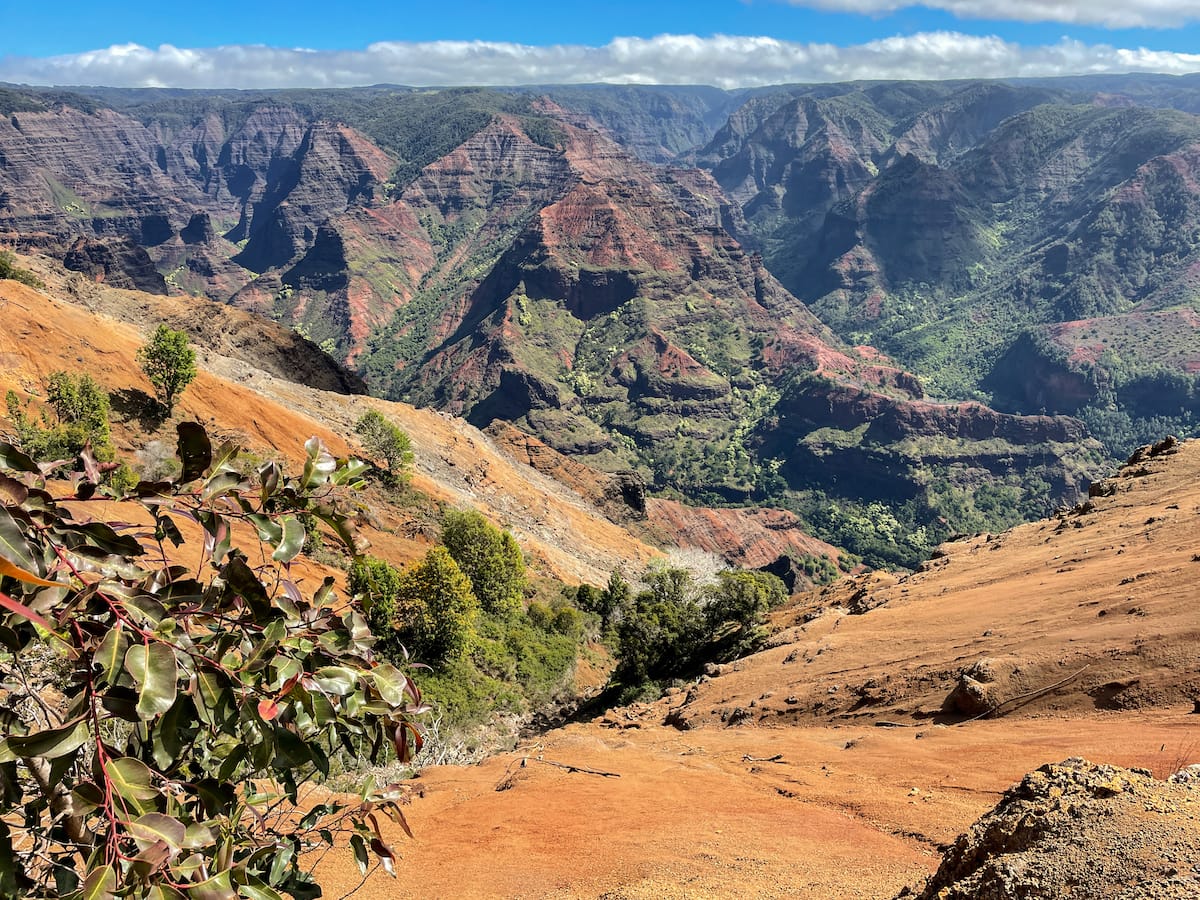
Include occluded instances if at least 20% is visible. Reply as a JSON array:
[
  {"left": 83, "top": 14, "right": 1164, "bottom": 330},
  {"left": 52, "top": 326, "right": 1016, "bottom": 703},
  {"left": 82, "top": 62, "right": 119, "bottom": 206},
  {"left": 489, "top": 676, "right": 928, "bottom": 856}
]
[
  {"left": 441, "top": 509, "right": 526, "bottom": 618},
  {"left": 358, "top": 548, "right": 479, "bottom": 665},
  {"left": 4, "top": 371, "right": 115, "bottom": 463},
  {"left": 137, "top": 324, "right": 197, "bottom": 416},
  {"left": 354, "top": 409, "right": 414, "bottom": 486}
]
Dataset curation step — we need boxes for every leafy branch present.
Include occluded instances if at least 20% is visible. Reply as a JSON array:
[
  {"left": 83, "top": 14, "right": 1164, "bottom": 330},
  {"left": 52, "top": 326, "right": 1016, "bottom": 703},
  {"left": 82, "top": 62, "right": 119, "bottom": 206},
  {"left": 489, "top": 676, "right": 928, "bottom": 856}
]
[{"left": 0, "top": 423, "right": 425, "bottom": 898}]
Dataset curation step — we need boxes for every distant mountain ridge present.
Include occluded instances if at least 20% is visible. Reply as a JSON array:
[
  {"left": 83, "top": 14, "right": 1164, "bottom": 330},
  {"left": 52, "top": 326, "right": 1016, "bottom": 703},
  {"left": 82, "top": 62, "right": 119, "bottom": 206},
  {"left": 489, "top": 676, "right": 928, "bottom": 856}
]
[
  {"left": 15, "top": 78, "right": 1185, "bottom": 563},
  {"left": 686, "top": 76, "right": 1200, "bottom": 456}
]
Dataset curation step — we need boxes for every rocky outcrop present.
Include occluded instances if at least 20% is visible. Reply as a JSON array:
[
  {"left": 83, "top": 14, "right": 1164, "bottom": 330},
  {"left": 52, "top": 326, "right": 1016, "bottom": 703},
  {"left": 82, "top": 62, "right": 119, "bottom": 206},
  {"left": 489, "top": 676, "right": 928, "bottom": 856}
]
[
  {"left": 485, "top": 421, "right": 646, "bottom": 523},
  {"left": 646, "top": 499, "right": 848, "bottom": 577},
  {"left": 774, "top": 380, "right": 1086, "bottom": 444},
  {"left": 62, "top": 237, "right": 168, "bottom": 294},
  {"left": 903, "top": 759, "right": 1200, "bottom": 899}
]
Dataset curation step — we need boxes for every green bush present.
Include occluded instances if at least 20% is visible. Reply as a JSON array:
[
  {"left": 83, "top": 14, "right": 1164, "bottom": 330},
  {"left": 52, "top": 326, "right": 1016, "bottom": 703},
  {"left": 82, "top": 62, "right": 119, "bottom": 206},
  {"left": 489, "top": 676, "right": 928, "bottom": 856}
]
[
  {"left": 354, "top": 409, "right": 414, "bottom": 486},
  {"left": 0, "top": 249, "right": 43, "bottom": 288},
  {"left": 356, "top": 548, "right": 480, "bottom": 665},
  {"left": 5, "top": 371, "right": 115, "bottom": 464},
  {"left": 612, "top": 565, "right": 786, "bottom": 690},
  {"left": 441, "top": 509, "right": 526, "bottom": 617}
]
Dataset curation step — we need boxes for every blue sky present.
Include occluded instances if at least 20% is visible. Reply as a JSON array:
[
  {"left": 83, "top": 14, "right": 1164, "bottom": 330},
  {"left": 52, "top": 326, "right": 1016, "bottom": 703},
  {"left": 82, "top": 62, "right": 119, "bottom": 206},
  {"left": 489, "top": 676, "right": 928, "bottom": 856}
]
[{"left": 3, "top": 0, "right": 1200, "bottom": 87}]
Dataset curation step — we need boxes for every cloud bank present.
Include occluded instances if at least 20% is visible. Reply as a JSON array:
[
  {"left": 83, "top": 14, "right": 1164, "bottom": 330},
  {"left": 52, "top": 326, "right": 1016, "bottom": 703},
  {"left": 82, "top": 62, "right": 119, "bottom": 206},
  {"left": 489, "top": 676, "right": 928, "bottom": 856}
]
[
  {"left": 2, "top": 33, "right": 1200, "bottom": 90},
  {"left": 789, "top": 0, "right": 1200, "bottom": 29}
]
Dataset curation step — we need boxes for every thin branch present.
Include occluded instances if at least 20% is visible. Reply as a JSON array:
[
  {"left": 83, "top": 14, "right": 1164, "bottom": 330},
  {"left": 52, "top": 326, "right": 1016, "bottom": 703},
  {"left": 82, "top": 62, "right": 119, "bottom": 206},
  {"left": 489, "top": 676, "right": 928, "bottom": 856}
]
[
  {"left": 525, "top": 757, "right": 620, "bottom": 778},
  {"left": 335, "top": 861, "right": 381, "bottom": 900}
]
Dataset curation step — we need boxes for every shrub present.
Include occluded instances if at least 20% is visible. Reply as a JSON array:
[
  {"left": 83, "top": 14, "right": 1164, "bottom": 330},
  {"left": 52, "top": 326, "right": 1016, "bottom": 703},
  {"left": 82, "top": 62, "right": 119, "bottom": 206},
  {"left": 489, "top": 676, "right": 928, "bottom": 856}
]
[
  {"left": 363, "top": 547, "right": 480, "bottom": 665},
  {"left": 612, "top": 564, "right": 785, "bottom": 689},
  {"left": 704, "top": 570, "right": 788, "bottom": 657},
  {"left": 0, "top": 424, "right": 417, "bottom": 897},
  {"left": 355, "top": 409, "right": 414, "bottom": 486},
  {"left": 4, "top": 371, "right": 115, "bottom": 464},
  {"left": 0, "top": 248, "right": 43, "bottom": 288},
  {"left": 441, "top": 509, "right": 526, "bottom": 617},
  {"left": 137, "top": 323, "right": 197, "bottom": 416}
]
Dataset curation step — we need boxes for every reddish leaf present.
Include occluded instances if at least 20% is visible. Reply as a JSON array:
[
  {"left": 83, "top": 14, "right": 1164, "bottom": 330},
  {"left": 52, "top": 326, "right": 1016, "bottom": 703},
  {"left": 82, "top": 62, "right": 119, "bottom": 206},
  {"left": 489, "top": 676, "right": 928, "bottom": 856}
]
[
  {"left": 0, "top": 589, "right": 60, "bottom": 633},
  {"left": 257, "top": 699, "right": 280, "bottom": 721}
]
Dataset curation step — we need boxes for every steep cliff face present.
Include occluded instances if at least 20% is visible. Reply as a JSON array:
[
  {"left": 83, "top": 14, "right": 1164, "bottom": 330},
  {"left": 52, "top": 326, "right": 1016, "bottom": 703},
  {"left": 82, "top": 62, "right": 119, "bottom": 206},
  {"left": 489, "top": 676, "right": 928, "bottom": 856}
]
[
  {"left": 327, "top": 109, "right": 1098, "bottom": 561},
  {"left": 695, "top": 81, "right": 1200, "bottom": 457},
  {"left": 0, "top": 85, "right": 1105, "bottom": 565}
]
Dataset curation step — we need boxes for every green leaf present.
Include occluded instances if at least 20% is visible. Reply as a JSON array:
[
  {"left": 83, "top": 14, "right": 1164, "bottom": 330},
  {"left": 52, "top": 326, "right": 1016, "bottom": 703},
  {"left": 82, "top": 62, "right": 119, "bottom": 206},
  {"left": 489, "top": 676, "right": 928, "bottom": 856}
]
[
  {"left": 246, "top": 514, "right": 282, "bottom": 546},
  {"left": 239, "top": 884, "right": 286, "bottom": 900},
  {"left": 77, "top": 521, "right": 144, "bottom": 557},
  {"left": 349, "top": 833, "right": 369, "bottom": 876},
  {"left": 312, "top": 666, "right": 357, "bottom": 696},
  {"left": 106, "top": 756, "right": 159, "bottom": 814},
  {"left": 71, "top": 781, "right": 105, "bottom": 816},
  {"left": 78, "top": 865, "right": 117, "bottom": 900},
  {"left": 219, "top": 556, "right": 275, "bottom": 621},
  {"left": 94, "top": 624, "right": 129, "bottom": 687},
  {"left": 0, "top": 505, "right": 38, "bottom": 574},
  {"left": 331, "top": 457, "right": 370, "bottom": 487},
  {"left": 271, "top": 516, "right": 305, "bottom": 564},
  {"left": 175, "top": 422, "right": 212, "bottom": 484},
  {"left": 194, "top": 669, "right": 229, "bottom": 727},
  {"left": 258, "top": 461, "right": 281, "bottom": 503},
  {"left": 152, "top": 695, "right": 190, "bottom": 770},
  {"left": 6, "top": 717, "right": 89, "bottom": 760},
  {"left": 209, "top": 441, "right": 241, "bottom": 476},
  {"left": 121, "top": 593, "right": 168, "bottom": 628},
  {"left": 126, "top": 642, "right": 178, "bottom": 719},
  {"left": 371, "top": 662, "right": 409, "bottom": 707},
  {"left": 201, "top": 471, "right": 247, "bottom": 503},
  {"left": 187, "top": 871, "right": 237, "bottom": 900},
  {"left": 0, "top": 441, "right": 38, "bottom": 473},
  {"left": 267, "top": 843, "right": 294, "bottom": 885},
  {"left": 182, "top": 823, "right": 215, "bottom": 851},
  {"left": 301, "top": 437, "right": 336, "bottom": 490},
  {"left": 129, "top": 813, "right": 186, "bottom": 854}
]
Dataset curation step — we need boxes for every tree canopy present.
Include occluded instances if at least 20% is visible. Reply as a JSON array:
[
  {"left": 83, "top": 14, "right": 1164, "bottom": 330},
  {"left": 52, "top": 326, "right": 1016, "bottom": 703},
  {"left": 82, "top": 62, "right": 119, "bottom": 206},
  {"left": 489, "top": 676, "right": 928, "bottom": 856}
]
[
  {"left": 440, "top": 509, "right": 526, "bottom": 618},
  {"left": 137, "top": 324, "right": 197, "bottom": 416}
]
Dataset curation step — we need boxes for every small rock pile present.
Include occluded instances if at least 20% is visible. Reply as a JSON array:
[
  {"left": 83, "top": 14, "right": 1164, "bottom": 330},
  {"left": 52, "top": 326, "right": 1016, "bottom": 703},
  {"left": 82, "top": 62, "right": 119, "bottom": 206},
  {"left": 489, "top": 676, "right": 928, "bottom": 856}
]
[{"left": 901, "top": 758, "right": 1200, "bottom": 899}]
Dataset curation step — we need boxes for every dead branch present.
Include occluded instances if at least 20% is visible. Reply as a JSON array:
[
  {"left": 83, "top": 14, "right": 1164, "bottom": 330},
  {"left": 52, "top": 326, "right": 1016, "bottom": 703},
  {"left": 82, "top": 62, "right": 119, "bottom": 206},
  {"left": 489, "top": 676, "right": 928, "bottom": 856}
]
[{"left": 525, "top": 756, "right": 621, "bottom": 778}]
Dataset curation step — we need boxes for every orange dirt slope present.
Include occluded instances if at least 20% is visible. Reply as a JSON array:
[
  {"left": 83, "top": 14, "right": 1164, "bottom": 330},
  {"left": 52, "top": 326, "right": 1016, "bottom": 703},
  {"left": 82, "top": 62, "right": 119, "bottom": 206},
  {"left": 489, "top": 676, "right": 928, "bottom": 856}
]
[
  {"left": 315, "top": 438, "right": 1200, "bottom": 898},
  {"left": 0, "top": 275, "right": 657, "bottom": 584}
]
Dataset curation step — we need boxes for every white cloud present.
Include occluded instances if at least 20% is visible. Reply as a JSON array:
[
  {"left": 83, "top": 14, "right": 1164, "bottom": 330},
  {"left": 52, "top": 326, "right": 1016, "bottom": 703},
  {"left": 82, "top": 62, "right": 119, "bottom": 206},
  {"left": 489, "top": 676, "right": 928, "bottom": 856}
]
[
  {"left": 2, "top": 33, "right": 1200, "bottom": 90},
  {"left": 789, "top": 0, "right": 1200, "bottom": 28}
]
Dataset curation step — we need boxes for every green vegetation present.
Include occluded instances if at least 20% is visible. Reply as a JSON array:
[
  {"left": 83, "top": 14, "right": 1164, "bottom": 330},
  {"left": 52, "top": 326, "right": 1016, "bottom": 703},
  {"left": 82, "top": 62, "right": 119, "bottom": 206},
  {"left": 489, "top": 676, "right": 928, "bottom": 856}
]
[
  {"left": 611, "top": 563, "right": 787, "bottom": 697},
  {"left": 355, "top": 408, "right": 414, "bottom": 486},
  {"left": 0, "top": 425, "right": 413, "bottom": 897},
  {"left": 137, "top": 324, "right": 197, "bottom": 416},
  {"left": 356, "top": 549, "right": 480, "bottom": 665},
  {"left": 5, "top": 371, "right": 116, "bottom": 465},
  {"left": 441, "top": 509, "right": 527, "bottom": 618},
  {"left": 0, "top": 250, "right": 43, "bottom": 289}
]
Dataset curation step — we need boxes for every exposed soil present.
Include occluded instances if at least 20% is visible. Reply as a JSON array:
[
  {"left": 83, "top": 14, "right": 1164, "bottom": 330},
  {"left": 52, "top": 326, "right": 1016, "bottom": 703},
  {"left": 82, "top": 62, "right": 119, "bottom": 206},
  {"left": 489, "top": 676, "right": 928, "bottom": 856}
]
[{"left": 311, "top": 435, "right": 1200, "bottom": 898}]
